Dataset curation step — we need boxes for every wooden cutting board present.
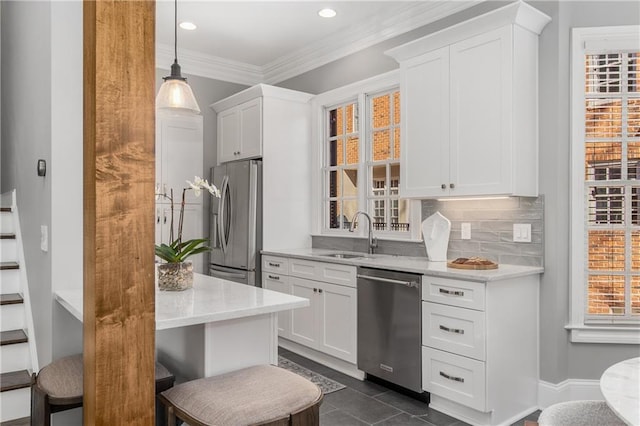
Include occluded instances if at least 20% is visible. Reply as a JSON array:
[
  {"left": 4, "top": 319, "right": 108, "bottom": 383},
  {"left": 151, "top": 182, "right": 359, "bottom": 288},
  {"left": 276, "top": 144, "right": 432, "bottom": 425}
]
[{"left": 447, "top": 261, "right": 498, "bottom": 270}]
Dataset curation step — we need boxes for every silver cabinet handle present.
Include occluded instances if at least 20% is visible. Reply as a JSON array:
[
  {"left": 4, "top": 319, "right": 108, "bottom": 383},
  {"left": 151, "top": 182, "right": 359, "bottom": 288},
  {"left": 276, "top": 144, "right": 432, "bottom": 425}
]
[
  {"left": 439, "top": 288, "right": 464, "bottom": 297},
  {"left": 267, "top": 274, "right": 280, "bottom": 280},
  {"left": 440, "top": 371, "right": 464, "bottom": 383},
  {"left": 357, "top": 274, "right": 418, "bottom": 288},
  {"left": 439, "top": 325, "right": 464, "bottom": 335}
]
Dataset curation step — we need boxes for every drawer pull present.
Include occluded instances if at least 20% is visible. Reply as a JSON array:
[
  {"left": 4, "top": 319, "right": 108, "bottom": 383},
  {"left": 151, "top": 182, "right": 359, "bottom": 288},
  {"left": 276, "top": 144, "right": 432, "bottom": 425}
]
[
  {"left": 268, "top": 262, "right": 281, "bottom": 268},
  {"left": 267, "top": 274, "right": 280, "bottom": 280},
  {"left": 439, "top": 325, "right": 464, "bottom": 335},
  {"left": 440, "top": 371, "right": 465, "bottom": 383},
  {"left": 439, "top": 288, "right": 464, "bottom": 297}
]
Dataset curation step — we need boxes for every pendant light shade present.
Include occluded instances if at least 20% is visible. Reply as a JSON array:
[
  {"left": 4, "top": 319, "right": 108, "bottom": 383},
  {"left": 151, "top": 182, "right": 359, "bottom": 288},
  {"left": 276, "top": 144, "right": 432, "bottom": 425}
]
[{"left": 157, "top": 0, "right": 200, "bottom": 114}]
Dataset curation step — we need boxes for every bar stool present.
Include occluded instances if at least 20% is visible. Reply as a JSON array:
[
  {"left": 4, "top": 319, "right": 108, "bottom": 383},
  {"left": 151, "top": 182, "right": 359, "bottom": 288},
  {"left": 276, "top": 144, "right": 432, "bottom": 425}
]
[
  {"left": 30, "top": 354, "right": 175, "bottom": 426},
  {"left": 159, "top": 364, "right": 323, "bottom": 426},
  {"left": 535, "top": 401, "right": 626, "bottom": 426}
]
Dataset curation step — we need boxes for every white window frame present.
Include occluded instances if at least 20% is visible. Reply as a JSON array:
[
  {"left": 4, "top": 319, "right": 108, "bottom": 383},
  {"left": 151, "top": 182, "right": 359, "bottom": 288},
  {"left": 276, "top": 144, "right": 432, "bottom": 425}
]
[
  {"left": 310, "top": 70, "right": 422, "bottom": 241},
  {"left": 568, "top": 26, "right": 640, "bottom": 344}
]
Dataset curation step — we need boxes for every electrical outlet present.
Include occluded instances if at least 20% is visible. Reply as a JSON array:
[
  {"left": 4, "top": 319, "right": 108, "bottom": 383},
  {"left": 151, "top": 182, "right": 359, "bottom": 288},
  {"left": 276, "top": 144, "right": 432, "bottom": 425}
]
[
  {"left": 461, "top": 223, "right": 471, "bottom": 240},
  {"left": 513, "top": 223, "right": 531, "bottom": 243}
]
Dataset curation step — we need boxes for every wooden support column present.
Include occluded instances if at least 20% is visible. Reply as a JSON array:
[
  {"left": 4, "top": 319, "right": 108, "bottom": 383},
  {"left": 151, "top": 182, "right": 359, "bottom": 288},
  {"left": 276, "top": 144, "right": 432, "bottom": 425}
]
[{"left": 83, "top": 1, "right": 156, "bottom": 424}]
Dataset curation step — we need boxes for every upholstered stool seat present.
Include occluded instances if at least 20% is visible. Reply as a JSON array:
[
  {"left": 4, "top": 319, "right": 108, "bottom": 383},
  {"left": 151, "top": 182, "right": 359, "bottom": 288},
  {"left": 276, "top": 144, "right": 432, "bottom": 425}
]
[
  {"left": 537, "top": 401, "right": 626, "bottom": 426},
  {"left": 31, "top": 354, "right": 174, "bottom": 425},
  {"left": 159, "top": 364, "right": 323, "bottom": 426}
]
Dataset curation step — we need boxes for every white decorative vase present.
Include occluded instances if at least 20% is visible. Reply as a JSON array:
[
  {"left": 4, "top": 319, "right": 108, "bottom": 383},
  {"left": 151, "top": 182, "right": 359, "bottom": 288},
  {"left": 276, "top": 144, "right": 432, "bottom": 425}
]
[
  {"left": 157, "top": 261, "right": 193, "bottom": 291},
  {"left": 421, "top": 212, "right": 451, "bottom": 262}
]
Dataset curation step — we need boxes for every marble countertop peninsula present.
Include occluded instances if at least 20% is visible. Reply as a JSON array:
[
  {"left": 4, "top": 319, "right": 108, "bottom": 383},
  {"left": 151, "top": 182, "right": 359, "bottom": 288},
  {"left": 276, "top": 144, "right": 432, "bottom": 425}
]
[
  {"left": 55, "top": 272, "right": 309, "bottom": 330},
  {"left": 262, "top": 248, "right": 543, "bottom": 282}
]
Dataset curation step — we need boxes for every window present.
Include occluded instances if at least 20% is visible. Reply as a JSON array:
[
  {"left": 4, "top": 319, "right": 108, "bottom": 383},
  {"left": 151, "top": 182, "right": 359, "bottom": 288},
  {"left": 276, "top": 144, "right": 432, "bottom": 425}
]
[
  {"left": 312, "top": 71, "right": 420, "bottom": 240},
  {"left": 570, "top": 26, "right": 640, "bottom": 343}
]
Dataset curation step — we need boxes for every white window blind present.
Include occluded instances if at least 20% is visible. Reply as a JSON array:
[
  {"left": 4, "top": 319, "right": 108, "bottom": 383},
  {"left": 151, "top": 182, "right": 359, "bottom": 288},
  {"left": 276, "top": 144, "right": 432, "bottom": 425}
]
[{"left": 583, "top": 50, "right": 640, "bottom": 324}]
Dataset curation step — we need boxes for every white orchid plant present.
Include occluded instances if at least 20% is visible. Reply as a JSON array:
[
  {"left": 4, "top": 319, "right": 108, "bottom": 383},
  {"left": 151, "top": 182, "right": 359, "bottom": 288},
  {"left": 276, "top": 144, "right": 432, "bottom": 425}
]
[{"left": 155, "top": 176, "right": 220, "bottom": 264}]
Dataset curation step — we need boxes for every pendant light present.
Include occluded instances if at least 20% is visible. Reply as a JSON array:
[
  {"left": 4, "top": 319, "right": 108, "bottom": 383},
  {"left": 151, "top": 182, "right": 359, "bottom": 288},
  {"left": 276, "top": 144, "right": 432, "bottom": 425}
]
[{"left": 156, "top": 0, "right": 201, "bottom": 114}]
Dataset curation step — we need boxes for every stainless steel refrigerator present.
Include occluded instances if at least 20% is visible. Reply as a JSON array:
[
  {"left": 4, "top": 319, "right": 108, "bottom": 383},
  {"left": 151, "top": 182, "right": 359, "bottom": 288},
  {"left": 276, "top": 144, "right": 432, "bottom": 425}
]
[{"left": 209, "top": 159, "right": 262, "bottom": 286}]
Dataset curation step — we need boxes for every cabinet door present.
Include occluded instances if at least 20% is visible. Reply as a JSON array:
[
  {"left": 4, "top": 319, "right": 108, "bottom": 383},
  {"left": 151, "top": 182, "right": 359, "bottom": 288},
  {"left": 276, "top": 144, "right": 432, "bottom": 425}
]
[
  {"left": 262, "top": 273, "right": 292, "bottom": 339},
  {"left": 317, "top": 282, "right": 357, "bottom": 363},
  {"left": 401, "top": 47, "right": 450, "bottom": 198},
  {"left": 449, "top": 26, "right": 512, "bottom": 196},
  {"left": 290, "top": 278, "right": 318, "bottom": 347},
  {"left": 218, "top": 108, "right": 240, "bottom": 164},
  {"left": 158, "top": 114, "right": 204, "bottom": 204},
  {"left": 237, "top": 98, "right": 262, "bottom": 160}
]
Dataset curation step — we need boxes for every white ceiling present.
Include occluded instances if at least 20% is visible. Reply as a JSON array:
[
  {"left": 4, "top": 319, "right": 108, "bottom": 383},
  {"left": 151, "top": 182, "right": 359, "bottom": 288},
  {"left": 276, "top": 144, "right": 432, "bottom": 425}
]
[{"left": 155, "top": 1, "right": 480, "bottom": 85}]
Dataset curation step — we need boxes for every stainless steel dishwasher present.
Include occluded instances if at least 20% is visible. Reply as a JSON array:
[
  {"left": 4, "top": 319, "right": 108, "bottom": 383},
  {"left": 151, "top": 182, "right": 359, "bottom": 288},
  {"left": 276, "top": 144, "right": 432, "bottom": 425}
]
[{"left": 357, "top": 267, "right": 422, "bottom": 393}]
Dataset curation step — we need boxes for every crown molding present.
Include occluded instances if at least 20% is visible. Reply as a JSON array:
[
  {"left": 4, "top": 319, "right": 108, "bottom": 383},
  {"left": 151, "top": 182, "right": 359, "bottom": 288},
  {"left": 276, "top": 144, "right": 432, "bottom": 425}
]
[
  {"left": 156, "top": 44, "right": 263, "bottom": 86},
  {"left": 156, "top": 1, "right": 482, "bottom": 86},
  {"left": 262, "top": 1, "right": 481, "bottom": 84}
]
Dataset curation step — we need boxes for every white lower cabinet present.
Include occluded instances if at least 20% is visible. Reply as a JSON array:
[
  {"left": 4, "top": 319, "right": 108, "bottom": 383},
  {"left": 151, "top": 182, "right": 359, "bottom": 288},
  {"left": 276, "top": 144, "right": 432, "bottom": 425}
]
[
  {"left": 261, "top": 256, "right": 357, "bottom": 364},
  {"left": 421, "top": 274, "right": 540, "bottom": 426},
  {"left": 262, "top": 272, "right": 292, "bottom": 339}
]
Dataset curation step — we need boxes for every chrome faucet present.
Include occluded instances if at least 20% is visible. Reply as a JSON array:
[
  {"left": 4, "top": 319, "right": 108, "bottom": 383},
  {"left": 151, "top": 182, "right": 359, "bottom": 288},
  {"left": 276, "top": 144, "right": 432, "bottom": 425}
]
[{"left": 349, "top": 211, "right": 378, "bottom": 254}]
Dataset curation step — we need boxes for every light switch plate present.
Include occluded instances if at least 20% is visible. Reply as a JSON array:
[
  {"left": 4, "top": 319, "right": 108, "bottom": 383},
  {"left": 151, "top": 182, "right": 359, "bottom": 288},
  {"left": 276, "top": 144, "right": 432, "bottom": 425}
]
[
  {"left": 41, "top": 225, "right": 48, "bottom": 252},
  {"left": 513, "top": 223, "right": 531, "bottom": 243},
  {"left": 461, "top": 223, "right": 471, "bottom": 240}
]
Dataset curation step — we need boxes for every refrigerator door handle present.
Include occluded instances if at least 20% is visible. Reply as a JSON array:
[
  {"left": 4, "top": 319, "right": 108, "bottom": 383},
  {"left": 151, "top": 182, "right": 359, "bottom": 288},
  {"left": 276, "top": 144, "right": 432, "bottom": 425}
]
[{"left": 218, "top": 175, "right": 230, "bottom": 253}]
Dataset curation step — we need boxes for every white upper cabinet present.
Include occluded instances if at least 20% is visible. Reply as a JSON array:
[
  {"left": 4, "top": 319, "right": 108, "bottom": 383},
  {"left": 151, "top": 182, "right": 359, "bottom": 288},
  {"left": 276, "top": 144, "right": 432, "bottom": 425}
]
[
  {"left": 217, "top": 97, "right": 262, "bottom": 163},
  {"left": 387, "top": 2, "right": 550, "bottom": 198},
  {"left": 156, "top": 112, "right": 204, "bottom": 204}
]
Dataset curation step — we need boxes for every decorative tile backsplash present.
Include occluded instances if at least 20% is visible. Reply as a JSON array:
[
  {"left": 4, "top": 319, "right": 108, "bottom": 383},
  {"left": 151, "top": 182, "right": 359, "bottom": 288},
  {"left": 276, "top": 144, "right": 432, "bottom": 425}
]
[{"left": 312, "top": 196, "right": 544, "bottom": 267}]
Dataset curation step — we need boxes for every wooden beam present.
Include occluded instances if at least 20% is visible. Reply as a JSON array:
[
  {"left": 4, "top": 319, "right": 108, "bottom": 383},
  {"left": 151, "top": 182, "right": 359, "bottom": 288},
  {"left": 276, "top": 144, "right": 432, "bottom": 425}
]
[{"left": 83, "top": 1, "right": 156, "bottom": 424}]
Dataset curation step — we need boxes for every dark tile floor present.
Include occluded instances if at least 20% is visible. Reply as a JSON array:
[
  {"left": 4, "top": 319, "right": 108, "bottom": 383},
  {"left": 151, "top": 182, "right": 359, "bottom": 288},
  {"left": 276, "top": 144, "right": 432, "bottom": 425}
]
[{"left": 279, "top": 348, "right": 541, "bottom": 426}]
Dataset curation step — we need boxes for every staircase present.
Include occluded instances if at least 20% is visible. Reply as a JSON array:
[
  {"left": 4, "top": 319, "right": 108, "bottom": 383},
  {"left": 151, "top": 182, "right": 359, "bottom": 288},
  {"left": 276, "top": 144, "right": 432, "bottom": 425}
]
[{"left": 0, "top": 190, "right": 38, "bottom": 423}]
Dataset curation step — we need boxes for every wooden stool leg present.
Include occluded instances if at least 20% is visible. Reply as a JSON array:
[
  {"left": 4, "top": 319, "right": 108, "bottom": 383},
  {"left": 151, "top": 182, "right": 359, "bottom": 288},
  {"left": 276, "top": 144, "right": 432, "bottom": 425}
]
[
  {"left": 166, "top": 405, "right": 177, "bottom": 426},
  {"left": 31, "top": 374, "right": 51, "bottom": 426}
]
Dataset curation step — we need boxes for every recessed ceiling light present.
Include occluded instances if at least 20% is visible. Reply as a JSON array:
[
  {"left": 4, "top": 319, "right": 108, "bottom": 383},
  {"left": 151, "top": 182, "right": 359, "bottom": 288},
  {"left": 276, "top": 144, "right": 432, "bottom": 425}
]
[
  {"left": 318, "top": 8, "right": 337, "bottom": 18},
  {"left": 179, "top": 21, "right": 197, "bottom": 31}
]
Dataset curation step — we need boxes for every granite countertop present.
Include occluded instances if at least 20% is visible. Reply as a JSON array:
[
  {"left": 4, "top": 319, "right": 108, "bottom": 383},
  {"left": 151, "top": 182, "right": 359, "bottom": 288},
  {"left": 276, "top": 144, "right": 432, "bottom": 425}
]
[
  {"left": 262, "top": 248, "right": 543, "bottom": 282},
  {"left": 55, "top": 272, "right": 309, "bottom": 330}
]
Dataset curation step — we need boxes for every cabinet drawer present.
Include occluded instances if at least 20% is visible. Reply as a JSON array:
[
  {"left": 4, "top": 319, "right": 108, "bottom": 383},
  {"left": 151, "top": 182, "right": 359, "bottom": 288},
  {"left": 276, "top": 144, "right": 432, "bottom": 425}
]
[
  {"left": 263, "top": 256, "right": 289, "bottom": 274},
  {"left": 422, "top": 347, "right": 486, "bottom": 412},
  {"left": 422, "top": 302, "right": 485, "bottom": 361},
  {"left": 422, "top": 276, "right": 485, "bottom": 311},
  {"left": 289, "top": 259, "right": 356, "bottom": 288}
]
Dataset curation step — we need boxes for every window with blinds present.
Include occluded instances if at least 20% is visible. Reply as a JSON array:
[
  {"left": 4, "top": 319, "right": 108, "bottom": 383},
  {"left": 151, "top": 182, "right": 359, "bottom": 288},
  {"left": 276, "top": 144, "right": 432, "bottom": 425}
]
[
  {"left": 583, "top": 50, "right": 640, "bottom": 323},
  {"left": 321, "top": 85, "right": 416, "bottom": 236}
]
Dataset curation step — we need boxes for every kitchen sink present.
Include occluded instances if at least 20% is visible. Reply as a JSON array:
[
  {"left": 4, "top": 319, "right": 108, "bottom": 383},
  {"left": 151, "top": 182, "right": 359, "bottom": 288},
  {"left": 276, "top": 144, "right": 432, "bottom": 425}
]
[{"left": 319, "top": 252, "right": 368, "bottom": 259}]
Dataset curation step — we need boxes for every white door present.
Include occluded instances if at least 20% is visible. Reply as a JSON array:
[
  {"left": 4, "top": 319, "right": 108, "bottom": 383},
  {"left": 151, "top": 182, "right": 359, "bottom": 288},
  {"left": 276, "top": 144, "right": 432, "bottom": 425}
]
[
  {"left": 449, "top": 26, "right": 512, "bottom": 196},
  {"left": 401, "top": 46, "right": 450, "bottom": 198},
  {"left": 290, "top": 278, "right": 318, "bottom": 348},
  {"left": 317, "top": 282, "right": 357, "bottom": 363},
  {"left": 238, "top": 98, "right": 262, "bottom": 160},
  {"left": 263, "top": 274, "right": 292, "bottom": 339},
  {"left": 218, "top": 108, "right": 240, "bottom": 163},
  {"left": 159, "top": 114, "right": 204, "bottom": 203}
]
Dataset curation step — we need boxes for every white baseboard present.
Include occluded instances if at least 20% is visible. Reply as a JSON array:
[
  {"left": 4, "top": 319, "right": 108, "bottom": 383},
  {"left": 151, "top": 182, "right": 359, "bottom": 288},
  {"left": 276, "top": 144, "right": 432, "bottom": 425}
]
[{"left": 538, "top": 379, "right": 603, "bottom": 409}]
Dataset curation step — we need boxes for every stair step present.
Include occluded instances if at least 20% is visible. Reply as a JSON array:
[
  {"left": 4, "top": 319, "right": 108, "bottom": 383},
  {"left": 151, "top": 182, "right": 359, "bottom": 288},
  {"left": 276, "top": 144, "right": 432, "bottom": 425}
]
[
  {"left": 0, "top": 294, "right": 23, "bottom": 306},
  {"left": 0, "top": 417, "right": 30, "bottom": 426},
  {"left": 0, "top": 234, "right": 15, "bottom": 240},
  {"left": 0, "top": 262, "right": 19, "bottom": 271},
  {"left": 0, "top": 207, "right": 11, "bottom": 213},
  {"left": 0, "top": 330, "right": 27, "bottom": 346},
  {"left": 0, "top": 370, "right": 31, "bottom": 392}
]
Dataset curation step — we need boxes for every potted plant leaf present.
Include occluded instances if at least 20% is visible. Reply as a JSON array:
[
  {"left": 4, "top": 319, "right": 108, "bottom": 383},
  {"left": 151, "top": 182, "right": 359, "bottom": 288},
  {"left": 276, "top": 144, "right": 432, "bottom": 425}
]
[{"left": 155, "top": 176, "right": 220, "bottom": 291}]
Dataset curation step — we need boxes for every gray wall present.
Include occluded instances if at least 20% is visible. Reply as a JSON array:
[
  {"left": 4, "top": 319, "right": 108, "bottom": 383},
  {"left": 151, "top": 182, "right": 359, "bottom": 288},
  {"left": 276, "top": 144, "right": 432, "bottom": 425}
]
[
  {"left": 1, "top": 0, "right": 54, "bottom": 367},
  {"left": 282, "top": 0, "right": 640, "bottom": 383}
]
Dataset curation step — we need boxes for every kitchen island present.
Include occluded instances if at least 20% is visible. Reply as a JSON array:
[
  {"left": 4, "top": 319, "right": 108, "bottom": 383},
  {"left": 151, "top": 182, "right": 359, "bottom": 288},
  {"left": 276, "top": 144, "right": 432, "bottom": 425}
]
[{"left": 55, "top": 272, "right": 309, "bottom": 382}]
